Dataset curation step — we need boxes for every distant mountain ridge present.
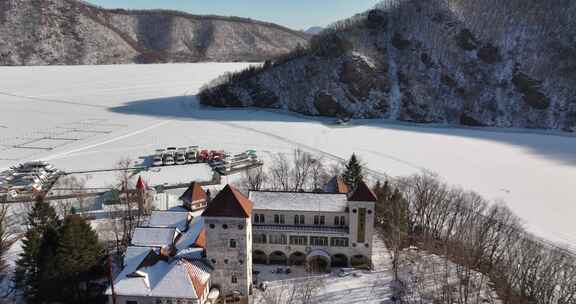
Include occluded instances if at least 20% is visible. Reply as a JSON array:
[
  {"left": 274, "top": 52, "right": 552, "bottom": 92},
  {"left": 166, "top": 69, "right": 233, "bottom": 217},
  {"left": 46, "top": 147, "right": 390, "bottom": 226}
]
[
  {"left": 305, "top": 26, "right": 324, "bottom": 35},
  {"left": 0, "top": 0, "right": 310, "bottom": 65},
  {"left": 199, "top": 0, "right": 576, "bottom": 132}
]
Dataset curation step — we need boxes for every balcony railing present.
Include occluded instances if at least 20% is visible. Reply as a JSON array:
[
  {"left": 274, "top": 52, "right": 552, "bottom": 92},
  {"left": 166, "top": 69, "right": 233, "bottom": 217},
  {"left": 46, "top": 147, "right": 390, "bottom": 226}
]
[{"left": 252, "top": 224, "right": 349, "bottom": 235}]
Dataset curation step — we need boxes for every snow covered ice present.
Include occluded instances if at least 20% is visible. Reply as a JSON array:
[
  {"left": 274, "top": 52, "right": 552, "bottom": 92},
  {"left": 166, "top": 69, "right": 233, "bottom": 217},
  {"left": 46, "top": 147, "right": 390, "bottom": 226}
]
[{"left": 0, "top": 63, "right": 575, "bottom": 251}]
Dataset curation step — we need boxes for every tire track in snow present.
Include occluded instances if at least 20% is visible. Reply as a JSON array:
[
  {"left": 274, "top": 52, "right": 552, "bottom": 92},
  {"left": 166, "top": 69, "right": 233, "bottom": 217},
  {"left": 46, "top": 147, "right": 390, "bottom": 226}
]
[
  {"left": 0, "top": 91, "right": 107, "bottom": 109},
  {"left": 40, "top": 120, "right": 171, "bottom": 162}
]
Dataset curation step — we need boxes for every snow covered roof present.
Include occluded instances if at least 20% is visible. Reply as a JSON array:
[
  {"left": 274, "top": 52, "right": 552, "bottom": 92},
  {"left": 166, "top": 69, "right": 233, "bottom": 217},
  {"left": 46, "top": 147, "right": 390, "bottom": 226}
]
[
  {"left": 146, "top": 211, "right": 190, "bottom": 231},
  {"left": 131, "top": 227, "right": 178, "bottom": 247},
  {"left": 175, "top": 216, "right": 205, "bottom": 252},
  {"left": 123, "top": 246, "right": 154, "bottom": 273},
  {"left": 249, "top": 191, "right": 349, "bottom": 212},
  {"left": 111, "top": 258, "right": 212, "bottom": 299}
]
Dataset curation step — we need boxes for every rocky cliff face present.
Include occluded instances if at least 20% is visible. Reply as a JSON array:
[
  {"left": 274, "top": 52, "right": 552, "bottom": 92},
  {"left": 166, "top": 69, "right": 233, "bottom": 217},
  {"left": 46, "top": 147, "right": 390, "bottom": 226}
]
[
  {"left": 0, "top": 0, "right": 309, "bottom": 65},
  {"left": 200, "top": 0, "right": 576, "bottom": 131}
]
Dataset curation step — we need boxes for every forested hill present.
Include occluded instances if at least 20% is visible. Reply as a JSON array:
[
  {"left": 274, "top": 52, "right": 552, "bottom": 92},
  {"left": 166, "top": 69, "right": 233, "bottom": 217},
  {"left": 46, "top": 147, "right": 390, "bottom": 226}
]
[
  {"left": 200, "top": 0, "right": 576, "bottom": 132},
  {"left": 0, "top": 0, "right": 310, "bottom": 65}
]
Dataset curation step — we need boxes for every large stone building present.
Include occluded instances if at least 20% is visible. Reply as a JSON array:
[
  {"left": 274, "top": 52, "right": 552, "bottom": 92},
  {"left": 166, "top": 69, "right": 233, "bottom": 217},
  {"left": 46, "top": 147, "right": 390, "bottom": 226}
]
[{"left": 109, "top": 179, "right": 377, "bottom": 304}]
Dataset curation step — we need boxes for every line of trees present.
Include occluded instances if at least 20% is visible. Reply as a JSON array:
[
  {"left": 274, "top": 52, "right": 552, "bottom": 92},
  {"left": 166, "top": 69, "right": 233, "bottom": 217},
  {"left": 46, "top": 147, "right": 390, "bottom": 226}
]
[{"left": 374, "top": 173, "right": 576, "bottom": 303}]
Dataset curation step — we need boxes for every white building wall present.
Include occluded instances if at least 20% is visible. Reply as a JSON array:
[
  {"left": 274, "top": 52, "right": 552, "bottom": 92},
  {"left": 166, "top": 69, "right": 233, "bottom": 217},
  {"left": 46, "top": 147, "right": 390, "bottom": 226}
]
[
  {"left": 252, "top": 210, "right": 349, "bottom": 227},
  {"left": 251, "top": 204, "right": 374, "bottom": 267},
  {"left": 348, "top": 201, "right": 375, "bottom": 264}
]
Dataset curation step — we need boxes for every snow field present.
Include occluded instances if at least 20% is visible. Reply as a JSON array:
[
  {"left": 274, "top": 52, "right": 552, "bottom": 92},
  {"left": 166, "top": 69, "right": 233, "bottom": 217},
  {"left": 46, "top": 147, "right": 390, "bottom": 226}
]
[{"left": 0, "top": 63, "right": 574, "bottom": 251}]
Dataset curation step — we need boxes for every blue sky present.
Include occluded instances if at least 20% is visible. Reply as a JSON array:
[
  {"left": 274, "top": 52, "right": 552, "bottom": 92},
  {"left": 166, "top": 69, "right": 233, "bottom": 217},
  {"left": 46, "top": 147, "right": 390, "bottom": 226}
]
[{"left": 86, "top": 0, "right": 381, "bottom": 30}]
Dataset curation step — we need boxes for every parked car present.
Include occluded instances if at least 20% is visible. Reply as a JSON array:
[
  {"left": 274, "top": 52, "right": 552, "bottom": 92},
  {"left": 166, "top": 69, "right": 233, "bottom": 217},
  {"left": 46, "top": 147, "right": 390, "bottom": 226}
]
[
  {"left": 186, "top": 147, "right": 198, "bottom": 163},
  {"left": 163, "top": 155, "right": 175, "bottom": 166},
  {"left": 153, "top": 156, "right": 164, "bottom": 167}
]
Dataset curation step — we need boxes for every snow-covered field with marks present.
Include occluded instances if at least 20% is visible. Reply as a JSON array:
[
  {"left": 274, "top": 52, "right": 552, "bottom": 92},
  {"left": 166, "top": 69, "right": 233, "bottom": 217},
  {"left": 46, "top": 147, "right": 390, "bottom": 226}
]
[{"left": 1, "top": 63, "right": 575, "bottom": 252}]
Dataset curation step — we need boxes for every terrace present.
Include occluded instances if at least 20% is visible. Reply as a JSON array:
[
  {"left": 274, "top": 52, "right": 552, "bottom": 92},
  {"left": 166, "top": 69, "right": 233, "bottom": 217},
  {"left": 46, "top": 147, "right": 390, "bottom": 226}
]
[{"left": 253, "top": 224, "right": 349, "bottom": 235}]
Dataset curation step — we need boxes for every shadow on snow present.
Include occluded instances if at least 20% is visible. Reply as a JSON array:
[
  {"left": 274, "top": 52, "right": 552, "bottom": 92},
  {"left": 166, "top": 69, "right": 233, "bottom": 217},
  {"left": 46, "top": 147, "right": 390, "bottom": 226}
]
[{"left": 109, "top": 95, "right": 576, "bottom": 167}]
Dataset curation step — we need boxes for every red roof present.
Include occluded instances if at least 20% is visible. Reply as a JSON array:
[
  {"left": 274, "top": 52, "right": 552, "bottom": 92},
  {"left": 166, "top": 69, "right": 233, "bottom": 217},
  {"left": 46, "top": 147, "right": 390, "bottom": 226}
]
[
  {"left": 179, "top": 182, "right": 207, "bottom": 204},
  {"left": 201, "top": 185, "right": 252, "bottom": 218},
  {"left": 324, "top": 176, "right": 349, "bottom": 194},
  {"left": 193, "top": 228, "right": 206, "bottom": 248},
  {"left": 348, "top": 181, "right": 377, "bottom": 202},
  {"left": 136, "top": 176, "right": 147, "bottom": 191},
  {"left": 181, "top": 259, "right": 211, "bottom": 299}
]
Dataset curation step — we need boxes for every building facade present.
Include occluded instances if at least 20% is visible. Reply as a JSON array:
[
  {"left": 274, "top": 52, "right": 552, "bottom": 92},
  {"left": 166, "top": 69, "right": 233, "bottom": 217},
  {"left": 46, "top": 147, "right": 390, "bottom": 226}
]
[
  {"left": 202, "top": 185, "right": 253, "bottom": 304},
  {"left": 248, "top": 181, "right": 376, "bottom": 271},
  {"left": 109, "top": 181, "right": 377, "bottom": 304}
]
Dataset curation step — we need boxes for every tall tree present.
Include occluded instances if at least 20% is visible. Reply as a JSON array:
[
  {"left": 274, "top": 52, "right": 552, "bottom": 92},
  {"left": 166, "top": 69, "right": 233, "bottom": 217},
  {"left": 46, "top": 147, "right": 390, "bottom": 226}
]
[
  {"left": 343, "top": 154, "right": 363, "bottom": 190},
  {"left": 14, "top": 196, "right": 60, "bottom": 303},
  {"left": 0, "top": 204, "right": 15, "bottom": 302},
  {"left": 55, "top": 215, "right": 104, "bottom": 303},
  {"left": 26, "top": 196, "right": 59, "bottom": 230}
]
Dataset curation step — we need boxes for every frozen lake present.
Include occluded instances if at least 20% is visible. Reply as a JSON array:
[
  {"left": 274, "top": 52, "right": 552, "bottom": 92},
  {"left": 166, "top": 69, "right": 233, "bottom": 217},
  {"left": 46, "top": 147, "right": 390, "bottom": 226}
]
[{"left": 0, "top": 63, "right": 575, "bottom": 250}]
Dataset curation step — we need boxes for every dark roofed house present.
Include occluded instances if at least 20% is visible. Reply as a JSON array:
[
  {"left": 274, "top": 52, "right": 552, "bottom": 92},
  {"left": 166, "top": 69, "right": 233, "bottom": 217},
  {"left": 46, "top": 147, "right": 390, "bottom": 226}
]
[
  {"left": 348, "top": 180, "right": 378, "bottom": 202},
  {"left": 180, "top": 182, "right": 208, "bottom": 211},
  {"left": 202, "top": 185, "right": 252, "bottom": 218}
]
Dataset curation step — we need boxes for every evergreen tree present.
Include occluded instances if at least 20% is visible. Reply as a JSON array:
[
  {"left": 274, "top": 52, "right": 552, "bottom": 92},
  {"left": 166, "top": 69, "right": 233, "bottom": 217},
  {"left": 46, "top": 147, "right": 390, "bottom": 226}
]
[
  {"left": 37, "top": 226, "right": 61, "bottom": 303},
  {"left": 0, "top": 205, "right": 14, "bottom": 297},
  {"left": 14, "top": 229, "right": 42, "bottom": 302},
  {"left": 14, "top": 197, "right": 60, "bottom": 304},
  {"left": 55, "top": 215, "right": 104, "bottom": 303},
  {"left": 26, "top": 196, "right": 59, "bottom": 230},
  {"left": 343, "top": 154, "right": 363, "bottom": 190}
]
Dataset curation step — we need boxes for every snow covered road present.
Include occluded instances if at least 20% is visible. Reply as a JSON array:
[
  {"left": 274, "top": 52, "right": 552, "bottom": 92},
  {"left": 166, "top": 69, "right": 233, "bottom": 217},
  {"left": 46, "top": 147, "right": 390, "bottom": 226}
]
[{"left": 0, "top": 63, "right": 575, "bottom": 251}]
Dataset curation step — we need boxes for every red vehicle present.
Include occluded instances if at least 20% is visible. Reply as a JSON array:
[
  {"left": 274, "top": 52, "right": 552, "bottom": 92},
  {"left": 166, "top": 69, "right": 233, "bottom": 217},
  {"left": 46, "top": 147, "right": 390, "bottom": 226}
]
[
  {"left": 198, "top": 150, "right": 210, "bottom": 162},
  {"left": 210, "top": 150, "right": 226, "bottom": 161}
]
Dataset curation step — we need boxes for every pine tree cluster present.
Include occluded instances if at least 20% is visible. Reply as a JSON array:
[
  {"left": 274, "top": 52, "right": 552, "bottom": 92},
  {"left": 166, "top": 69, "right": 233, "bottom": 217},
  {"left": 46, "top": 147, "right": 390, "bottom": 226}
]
[{"left": 15, "top": 197, "right": 105, "bottom": 304}]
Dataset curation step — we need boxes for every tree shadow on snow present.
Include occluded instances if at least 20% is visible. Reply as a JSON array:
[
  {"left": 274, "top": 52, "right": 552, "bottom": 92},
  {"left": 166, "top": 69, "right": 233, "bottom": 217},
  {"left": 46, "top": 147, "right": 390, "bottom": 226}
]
[{"left": 109, "top": 95, "right": 576, "bottom": 167}]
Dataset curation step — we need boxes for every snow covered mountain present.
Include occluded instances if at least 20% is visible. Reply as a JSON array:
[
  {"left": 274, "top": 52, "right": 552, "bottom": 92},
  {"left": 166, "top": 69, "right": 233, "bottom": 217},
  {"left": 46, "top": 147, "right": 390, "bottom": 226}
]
[
  {"left": 199, "top": 0, "right": 576, "bottom": 131},
  {"left": 304, "top": 26, "right": 324, "bottom": 35},
  {"left": 0, "top": 0, "right": 309, "bottom": 65}
]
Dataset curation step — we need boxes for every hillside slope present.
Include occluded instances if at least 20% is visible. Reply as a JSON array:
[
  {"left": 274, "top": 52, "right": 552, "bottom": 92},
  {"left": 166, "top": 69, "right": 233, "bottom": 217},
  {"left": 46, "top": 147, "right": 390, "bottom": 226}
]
[
  {"left": 0, "top": 0, "right": 309, "bottom": 65},
  {"left": 200, "top": 0, "right": 576, "bottom": 131}
]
